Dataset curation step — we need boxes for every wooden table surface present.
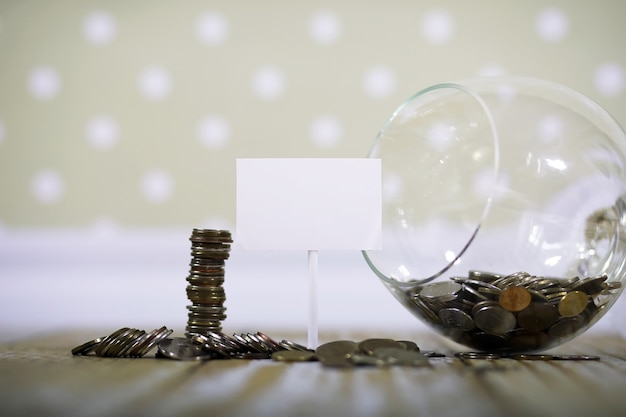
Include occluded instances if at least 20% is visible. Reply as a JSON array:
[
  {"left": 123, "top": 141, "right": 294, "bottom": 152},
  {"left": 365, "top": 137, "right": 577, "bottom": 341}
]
[{"left": 1, "top": 330, "right": 625, "bottom": 417}]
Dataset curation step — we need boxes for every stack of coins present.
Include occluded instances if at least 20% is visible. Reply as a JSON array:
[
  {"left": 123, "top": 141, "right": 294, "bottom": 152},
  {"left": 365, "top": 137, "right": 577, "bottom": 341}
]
[{"left": 185, "top": 229, "right": 232, "bottom": 338}]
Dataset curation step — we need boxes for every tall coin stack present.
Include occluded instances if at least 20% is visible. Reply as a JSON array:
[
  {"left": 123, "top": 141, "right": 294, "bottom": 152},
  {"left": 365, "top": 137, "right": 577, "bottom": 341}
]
[{"left": 185, "top": 229, "right": 232, "bottom": 338}]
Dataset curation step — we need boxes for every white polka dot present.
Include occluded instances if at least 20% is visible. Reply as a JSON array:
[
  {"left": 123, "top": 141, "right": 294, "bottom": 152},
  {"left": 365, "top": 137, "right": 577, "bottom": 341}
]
[
  {"left": 32, "top": 169, "right": 64, "bottom": 204},
  {"left": 83, "top": 11, "right": 116, "bottom": 45},
  {"left": 309, "top": 115, "right": 343, "bottom": 148},
  {"left": 86, "top": 115, "right": 119, "bottom": 150},
  {"left": 252, "top": 66, "right": 286, "bottom": 100},
  {"left": 594, "top": 63, "right": 625, "bottom": 97},
  {"left": 382, "top": 173, "right": 403, "bottom": 202},
  {"left": 362, "top": 65, "right": 396, "bottom": 99},
  {"left": 197, "top": 115, "right": 231, "bottom": 149},
  {"left": 138, "top": 66, "right": 171, "bottom": 101},
  {"left": 28, "top": 66, "right": 61, "bottom": 100},
  {"left": 536, "top": 8, "right": 569, "bottom": 43},
  {"left": 309, "top": 10, "right": 342, "bottom": 44},
  {"left": 195, "top": 11, "right": 229, "bottom": 45},
  {"left": 421, "top": 9, "right": 455, "bottom": 44},
  {"left": 141, "top": 169, "right": 174, "bottom": 203},
  {"left": 473, "top": 169, "right": 509, "bottom": 200},
  {"left": 426, "top": 122, "right": 456, "bottom": 151},
  {"left": 0, "top": 119, "right": 5, "bottom": 144},
  {"left": 476, "top": 64, "right": 506, "bottom": 78},
  {"left": 538, "top": 115, "right": 564, "bottom": 143}
]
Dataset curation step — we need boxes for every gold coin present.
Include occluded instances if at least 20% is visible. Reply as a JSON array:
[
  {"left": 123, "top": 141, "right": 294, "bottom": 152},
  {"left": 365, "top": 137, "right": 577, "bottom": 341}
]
[
  {"left": 499, "top": 286, "right": 532, "bottom": 312},
  {"left": 558, "top": 291, "right": 589, "bottom": 317}
]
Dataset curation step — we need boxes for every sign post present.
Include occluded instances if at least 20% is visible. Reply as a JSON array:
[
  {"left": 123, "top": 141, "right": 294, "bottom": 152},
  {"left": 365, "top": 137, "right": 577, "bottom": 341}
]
[{"left": 236, "top": 158, "right": 381, "bottom": 348}]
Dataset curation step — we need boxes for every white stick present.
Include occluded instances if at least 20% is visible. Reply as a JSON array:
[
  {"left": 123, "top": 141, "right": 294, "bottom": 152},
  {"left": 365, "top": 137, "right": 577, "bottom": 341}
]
[{"left": 307, "top": 249, "right": 319, "bottom": 350}]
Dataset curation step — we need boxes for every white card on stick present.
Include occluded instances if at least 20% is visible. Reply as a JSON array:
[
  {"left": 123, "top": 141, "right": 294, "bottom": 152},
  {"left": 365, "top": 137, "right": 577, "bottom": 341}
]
[{"left": 236, "top": 158, "right": 381, "bottom": 250}]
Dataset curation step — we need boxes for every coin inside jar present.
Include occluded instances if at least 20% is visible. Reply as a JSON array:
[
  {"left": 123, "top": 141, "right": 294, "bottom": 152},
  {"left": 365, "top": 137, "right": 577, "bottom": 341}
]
[
  {"left": 558, "top": 291, "right": 589, "bottom": 317},
  {"left": 499, "top": 286, "right": 532, "bottom": 312},
  {"left": 473, "top": 305, "right": 516, "bottom": 334},
  {"left": 517, "top": 302, "right": 559, "bottom": 332}
]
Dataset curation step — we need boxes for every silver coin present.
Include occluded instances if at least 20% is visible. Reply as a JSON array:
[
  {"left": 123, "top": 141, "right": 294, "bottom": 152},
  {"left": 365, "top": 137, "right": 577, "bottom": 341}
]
[
  {"left": 473, "top": 305, "right": 516, "bottom": 334},
  {"left": 113, "top": 329, "right": 146, "bottom": 357},
  {"left": 463, "top": 279, "right": 502, "bottom": 293},
  {"left": 271, "top": 350, "right": 316, "bottom": 362},
  {"left": 316, "top": 340, "right": 357, "bottom": 367},
  {"left": 374, "top": 347, "right": 430, "bottom": 367},
  {"left": 461, "top": 284, "right": 489, "bottom": 301},
  {"left": 347, "top": 353, "right": 387, "bottom": 366},
  {"left": 411, "top": 295, "right": 441, "bottom": 323},
  {"left": 279, "top": 340, "right": 311, "bottom": 351},
  {"left": 71, "top": 337, "right": 103, "bottom": 356},
  {"left": 134, "top": 326, "right": 173, "bottom": 357},
  {"left": 157, "top": 337, "right": 213, "bottom": 360},
  {"left": 419, "top": 281, "right": 462, "bottom": 302},
  {"left": 438, "top": 308, "right": 475, "bottom": 331},
  {"left": 572, "top": 275, "right": 607, "bottom": 294},
  {"left": 95, "top": 327, "right": 132, "bottom": 357},
  {"left": 397, "top": 340, "right": 420, "bottom": 352},
  {"left": 455, "top": 351, "right": 502, "bottom": 360},
  {"left": 468, "top": 270, "right": 502, "bottom": 282},
  {"left": 471, "top": 300, "right": 499, "bottom": 317},
  {"left": 357, "top": 338, "right": 404, "bottom": 356}
]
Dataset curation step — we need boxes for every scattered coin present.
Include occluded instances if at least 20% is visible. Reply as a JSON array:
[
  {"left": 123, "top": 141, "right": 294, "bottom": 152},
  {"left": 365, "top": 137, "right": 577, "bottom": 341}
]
[
  {"left": 315, "top": 340, "right": 357, "bottom": 367},
  {"left": 455, "top": 352, "right": 502, "bottom": 360},
  {"left": 271, "top": 350, "right": 316, "bottom": 362},
  {"left": 347, "top": 353, "right": 387, "bottom": 366},
  {"left": 357, "top": 338, "right": 404, "bottom": 356},
  {"left": 373, "top": 347, "right": 429, "bottom": 367},
  {"left": 71, "top": 326, "right": 172, "bottom": 358},
  {"left": 397, "top": 340, "right": 420, "bottom": 352},
  {"left": 157, "top": 337, "right": 213, "bottom": 360},
  {"left": 71, "top": 337, "right": 103, "bottom": 356}
]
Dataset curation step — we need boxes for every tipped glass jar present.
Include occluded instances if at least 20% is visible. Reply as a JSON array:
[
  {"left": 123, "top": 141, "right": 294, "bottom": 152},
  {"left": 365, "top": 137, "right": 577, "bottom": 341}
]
[{"left": 363, "top": 77, "right": 626, "bottom": 352}]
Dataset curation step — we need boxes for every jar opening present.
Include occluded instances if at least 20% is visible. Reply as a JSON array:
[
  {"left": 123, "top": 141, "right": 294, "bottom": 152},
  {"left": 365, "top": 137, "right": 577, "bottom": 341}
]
[{"left": 363, "top": 82, "right": 500, "bottom": 287}]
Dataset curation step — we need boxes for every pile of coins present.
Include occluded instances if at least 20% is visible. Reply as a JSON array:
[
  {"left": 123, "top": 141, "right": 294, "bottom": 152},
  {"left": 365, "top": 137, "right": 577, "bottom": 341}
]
[
  {"left": 406, "top": 270, "right": 622, "bottom": 352},
  {"left": 72, "top": 326, "right": 173, "bottom": 358},
  {"left": 157, "top": 335, "right": 448, "bottom": 365},
  {"left": 309, "top": 338, "right": 431, "bottom": 367},
  {"left": 157, "top": 331, "right": 311, "bottom": 360},
  {"left": 185, "top": 229, "right": 232, "bottom": 337}
]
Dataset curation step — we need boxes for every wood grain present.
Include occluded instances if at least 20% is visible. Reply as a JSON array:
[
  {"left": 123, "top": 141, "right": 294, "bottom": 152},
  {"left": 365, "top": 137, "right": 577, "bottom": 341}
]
[{"left": 0, "top": 331, "right": 625, "bottom": 417}]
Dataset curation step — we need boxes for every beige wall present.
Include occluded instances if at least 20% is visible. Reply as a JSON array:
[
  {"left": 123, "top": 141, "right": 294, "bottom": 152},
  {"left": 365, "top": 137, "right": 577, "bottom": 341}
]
[{"left": 1, "top": 0, "right": 625, "bottom": 229}]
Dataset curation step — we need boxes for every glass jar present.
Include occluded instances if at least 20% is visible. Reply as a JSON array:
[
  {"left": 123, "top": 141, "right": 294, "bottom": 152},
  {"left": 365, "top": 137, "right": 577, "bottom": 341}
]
[{"left": 363, "top": 76, "right": 626, "bottom": 352}]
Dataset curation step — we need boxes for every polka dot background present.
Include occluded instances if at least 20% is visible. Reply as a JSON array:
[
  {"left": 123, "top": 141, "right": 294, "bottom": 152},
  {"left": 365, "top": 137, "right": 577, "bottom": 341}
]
[{"left": 0, "top": 0, "right": 625, "bottom": 229}]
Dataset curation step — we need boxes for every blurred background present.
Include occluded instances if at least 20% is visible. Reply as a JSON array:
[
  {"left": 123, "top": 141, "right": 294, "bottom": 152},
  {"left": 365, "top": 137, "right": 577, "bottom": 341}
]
[{"left": 1, "top": 0, "right": 626, "bottom": 342}]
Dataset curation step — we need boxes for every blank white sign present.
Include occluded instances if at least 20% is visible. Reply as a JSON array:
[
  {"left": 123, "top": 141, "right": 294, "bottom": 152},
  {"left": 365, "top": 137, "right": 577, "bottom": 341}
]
[{"left": 236, "top": 158, "right": 382, "bottom": 250}]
